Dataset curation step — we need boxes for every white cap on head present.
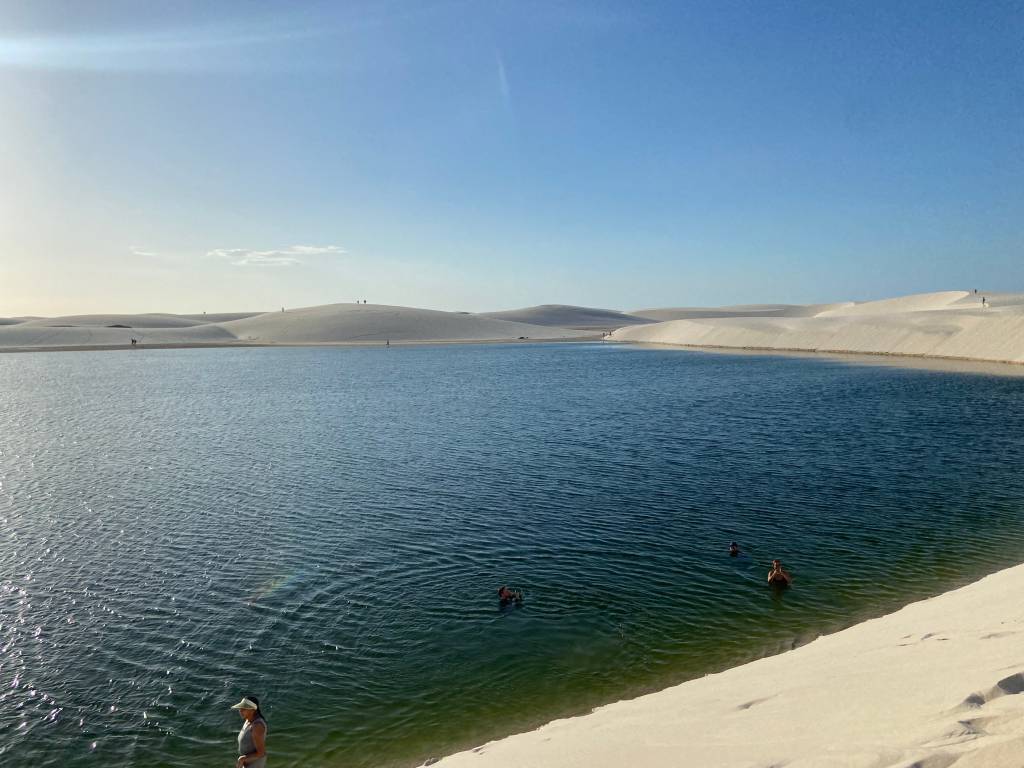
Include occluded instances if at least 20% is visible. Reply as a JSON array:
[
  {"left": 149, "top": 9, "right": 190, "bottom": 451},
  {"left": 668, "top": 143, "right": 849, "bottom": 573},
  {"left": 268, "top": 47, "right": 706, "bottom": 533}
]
[{"left": 230, "top": 697, "right": 258, "bottom": 711}]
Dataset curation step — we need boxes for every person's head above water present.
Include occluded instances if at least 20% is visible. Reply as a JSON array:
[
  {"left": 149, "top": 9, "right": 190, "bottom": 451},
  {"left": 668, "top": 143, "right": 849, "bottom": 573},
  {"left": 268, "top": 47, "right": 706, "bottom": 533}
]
[
  {"left": 771, "top": 559, "right": 781, "bottom": 568},
  {"left": 498, "top": 586, "right": 522, "bottom": 603}
]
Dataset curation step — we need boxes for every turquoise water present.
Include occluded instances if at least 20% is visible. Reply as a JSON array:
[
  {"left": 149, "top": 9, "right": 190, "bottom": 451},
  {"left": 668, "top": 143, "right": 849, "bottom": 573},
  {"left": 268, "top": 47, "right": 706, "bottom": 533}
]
[{"left": 3, "top": 344, "right": 1024, "bottom": 767}]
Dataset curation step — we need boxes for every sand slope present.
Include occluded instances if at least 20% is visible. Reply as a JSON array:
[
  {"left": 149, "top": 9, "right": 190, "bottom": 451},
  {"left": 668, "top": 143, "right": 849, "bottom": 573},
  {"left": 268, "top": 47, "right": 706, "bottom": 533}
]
[
  {"left": 17, "top": 313, "right": 211, "bottom": 328},
  {"left": 480, "top": 305, "right": 653, "bottom": 330},
  {"left": 949, "top": 291, "right": 1024, "bottom": 309},
  {"left": 174, "top": 312, "right": 264, "bottom": 323},
  {"left": 220, "top": 303, "right": 592, "bottom": 342},
  {"left": 632, "top": 302, "right": 853, "bottom": 321},
  {"left": 817, "top": 290, "right": 969, "bottom": 317},
  {"left": 613, "top": 292, "right": 1024, "bottom": 364},
  {"left": 431, "top": 562, "right": 1024, "bottom": 768},
  {"left": 3, "top": 312, "right": 265, "bottom": 327}
]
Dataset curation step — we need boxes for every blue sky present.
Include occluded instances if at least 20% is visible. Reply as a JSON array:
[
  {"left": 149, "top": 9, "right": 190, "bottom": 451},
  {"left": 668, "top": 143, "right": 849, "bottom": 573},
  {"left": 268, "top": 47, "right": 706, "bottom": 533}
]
[{"left": 1, "top": 0, "right": 1021, "bottom": 315}]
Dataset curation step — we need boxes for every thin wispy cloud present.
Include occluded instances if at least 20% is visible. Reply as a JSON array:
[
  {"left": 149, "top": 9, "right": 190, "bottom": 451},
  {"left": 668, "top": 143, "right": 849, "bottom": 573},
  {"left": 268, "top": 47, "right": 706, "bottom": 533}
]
[
  {"left": 0, "top": 3, "right": 466, "bottom": 72},
  {"left": 0, "top": 24, "right": 317, "bottom": 71},
  {"left": 496, "top": 49, "right": 512, "bottom": 114},
  {"left": 207, "top": 244, "right": 345, "bottom": 267},
  {"left": 128, "top": 246, "right": 159, "bottom": 258}
]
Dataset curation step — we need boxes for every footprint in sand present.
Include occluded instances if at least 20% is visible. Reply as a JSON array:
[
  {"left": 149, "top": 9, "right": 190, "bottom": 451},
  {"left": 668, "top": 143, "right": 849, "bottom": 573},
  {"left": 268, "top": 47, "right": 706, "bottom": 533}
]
[
  {"left": 898, "top": 632, "right": 949, "bottom": 647},
  {"left": 958, "top": 671, "right": 1024, "bottom": 710},
  {"left": 737, "top": 695, "right": 775, "bottom": 710},
  {"left": 980, "top": 631, "right": 1016, "bottom": 640}
]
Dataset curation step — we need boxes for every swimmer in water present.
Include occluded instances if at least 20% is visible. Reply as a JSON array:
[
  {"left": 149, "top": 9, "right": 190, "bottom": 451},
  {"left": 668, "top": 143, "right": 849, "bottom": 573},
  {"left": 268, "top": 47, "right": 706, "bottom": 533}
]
[
  {"left": 767, "top": 559, "right": 792, "bottom": 586},
  {"left": 498, "top": 586, "right": 523, "bottom": 606},
  {"left": 728, "top": 541, "right": 740, "bottom": 557}
]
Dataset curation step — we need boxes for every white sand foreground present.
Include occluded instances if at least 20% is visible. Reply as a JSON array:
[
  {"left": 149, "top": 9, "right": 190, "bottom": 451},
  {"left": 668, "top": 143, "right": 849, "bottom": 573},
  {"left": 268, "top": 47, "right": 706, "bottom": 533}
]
[
  {"left": 431, "top": 563, "right": 1024, "bottom": 768},
  {"left": 614, "top": 291, "right": 1024, "bottom": 364}
]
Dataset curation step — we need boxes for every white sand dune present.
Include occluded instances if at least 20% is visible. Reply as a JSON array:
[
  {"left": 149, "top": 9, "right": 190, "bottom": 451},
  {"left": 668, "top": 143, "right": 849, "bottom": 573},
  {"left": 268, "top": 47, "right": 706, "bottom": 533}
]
[
  {"left": 817, "top": 290, "right": 969, "bottom": 317},
  {"left": 9, "top": 293, "right": 1022, "bottom": 356},
  {"left": 613, "top": 291, "right": 1024, "bottom": 364},
  {"left": 431, "top": 562, "right": 1024, "bottom": 768},
  {"left": 0, "top": 303, "right": 592, "bottom": 350},
  {"left": 11, "top": 311, "right": 266, "bottom": 327},
  {"left": 173, "top": 312, "right": 265, "bottom": 323},
  {"left": 218, "top": 303, "right": 592, "bottom": 343},
  {"left": 18, "top": 313, "right": 210, "bottom": 328},
  {"left": 480, "top": 305, "right": 653, "bottom": 329},
  {"left": 632, "top": 302, "right": 853, "bottom": 321}
]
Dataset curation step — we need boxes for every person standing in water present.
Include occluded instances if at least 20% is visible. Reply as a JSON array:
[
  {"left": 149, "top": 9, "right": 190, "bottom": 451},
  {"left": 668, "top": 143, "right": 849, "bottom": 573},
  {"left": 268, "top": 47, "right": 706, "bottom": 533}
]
[
  {"left": 767, "top": 559, "right": 792, "bottom": 586},
  {"left": 231, "top": 695, "right": 268, "bottom": 767}
]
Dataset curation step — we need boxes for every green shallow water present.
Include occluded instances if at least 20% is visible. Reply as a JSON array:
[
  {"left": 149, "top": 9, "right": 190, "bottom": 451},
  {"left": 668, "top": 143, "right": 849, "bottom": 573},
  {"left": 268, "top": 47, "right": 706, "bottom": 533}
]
[{"left": 2, "top": 343, "right": 1024, "bottom": 767}]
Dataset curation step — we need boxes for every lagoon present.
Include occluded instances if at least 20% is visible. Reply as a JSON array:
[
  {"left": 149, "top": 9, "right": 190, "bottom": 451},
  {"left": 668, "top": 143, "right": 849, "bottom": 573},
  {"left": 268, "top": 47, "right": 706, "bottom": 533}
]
[{"left": 3, "top": 343, "right": 1024, "bottom": 767}]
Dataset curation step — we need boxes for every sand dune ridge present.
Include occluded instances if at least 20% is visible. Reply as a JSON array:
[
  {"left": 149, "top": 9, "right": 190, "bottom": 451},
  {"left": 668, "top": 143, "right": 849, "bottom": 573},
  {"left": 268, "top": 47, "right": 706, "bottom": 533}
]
[{"left": 614, "top": 291, "right": 1024, "bottom": 364}]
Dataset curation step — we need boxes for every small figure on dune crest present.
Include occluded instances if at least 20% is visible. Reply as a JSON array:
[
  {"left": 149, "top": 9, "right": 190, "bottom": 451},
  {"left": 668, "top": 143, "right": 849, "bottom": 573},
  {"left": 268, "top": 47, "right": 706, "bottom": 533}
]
[
  {"left": 498, "top": 585, "right": 523, "bottom": 607},
  {"left": 130, "top": 338, "right": 137, "bottom": 346},
  {"left": 728, "top": 541, "right": 741, "bottom": 557},
  {"left": 767, "top": 559, "right": 792, "bottom": 587}
]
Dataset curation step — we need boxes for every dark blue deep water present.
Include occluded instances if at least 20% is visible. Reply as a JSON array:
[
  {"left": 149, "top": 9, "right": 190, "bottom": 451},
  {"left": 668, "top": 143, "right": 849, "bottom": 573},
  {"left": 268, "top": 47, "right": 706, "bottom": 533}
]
[{"left": 2, "top": 343, "right": 1024, "bottom": 767}]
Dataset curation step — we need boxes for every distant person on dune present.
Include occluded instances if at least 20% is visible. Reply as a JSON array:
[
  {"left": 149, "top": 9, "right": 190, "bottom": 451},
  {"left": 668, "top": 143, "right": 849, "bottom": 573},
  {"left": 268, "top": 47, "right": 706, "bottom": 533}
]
[
  {"left": 729, "top": 541, "right": 740, "bottom": 557},
  {"left": 767, "top": 559, "right": 792, "bottom": 587},
  {"left": 231, "top": 695, "right": 267, "bottom": 767}
]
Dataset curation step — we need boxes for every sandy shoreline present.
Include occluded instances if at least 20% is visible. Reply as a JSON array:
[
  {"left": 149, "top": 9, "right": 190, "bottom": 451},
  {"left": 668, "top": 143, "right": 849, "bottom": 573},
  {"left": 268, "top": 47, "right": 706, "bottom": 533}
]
[
  {"left": 0, "top": 336, "right": 604, "bottom": 355},
  {"left": 429, "top": 562, "right": 1024, "bottom": 768},
  {"left": 7, "top": 338, "right": 1024, "bottom": 378},
  {"left": 0, "top": 341, "right": 272, "bottom": 354},
  {"left": 9, "top": 338, "right": 1024, "bottom": 381},
  {"left": 615, "top": 340, "right": 1024, "bottom": 374}
]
